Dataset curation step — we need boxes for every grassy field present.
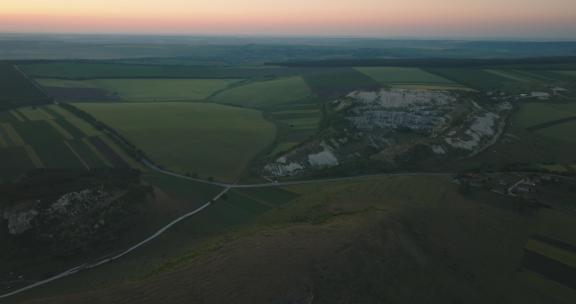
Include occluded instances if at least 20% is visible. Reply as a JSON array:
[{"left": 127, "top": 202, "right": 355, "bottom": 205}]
[
  {"left": 484, "top": 69, "right": 571, "bottom": 83},
  {"left": 303, "top": 67, "right": 381, "bottom": 97},
  {"left": 263, "top": 99, "right": 323, "bottom": 157},
  {"left": 387, "top": 83, "right": 473, "bottom": 90},
  {"left": 271, "top": 110, "right": 320, "bottom": 130},
  {"left": 507, "top": 70, "right": 565, "bottom": 82},
  {"left": 355, "top": 67, "right": 457, "bottom": 85},
  {"left": 484, "top": 69, "right": 539, "bottom": 82},
  {"left": 536, "top": 121, "right": 576, "bottom": 142},
  {"left": 0, "top": 105, "right": 141, "bottom": 181},
  {"left": 21, "top": 63, "right": 300, "bottom": 79},
  {"left": 0, "top": 63, "right": 50, "bottom": 110},
  {"left": 43, "top": 105, "right": 102, "bottom": 136},
  {"left": 74, "top": 102, "right": 276, "bottom": 182},
  {"left": 38, "top": 78, "right": 239, "bottom": 101},
  {"left": 515, "top": 102, "right": 576, "bottom": 128},
  {"left": 425, "top": 68, "right": 522, "bottom": 92},
  {"left": 554, "top": 71, "right": 576, "bottom": 77},
  {"left": 0, "top": 146, "right": 37, "bottom": 181},
  {"left": 12, "top": 175, "right": 570, "bottom": 304},
  {"left": 212, "top": 77, "right": 311, "bottom": 108},
  {"left": 514, "top": 209, "right": 576, "bottom": 302}
]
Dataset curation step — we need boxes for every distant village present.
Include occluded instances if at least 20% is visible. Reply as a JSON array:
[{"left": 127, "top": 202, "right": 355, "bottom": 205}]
[{"left": 455, "top": 171, "right": 576, "bottom": 213}]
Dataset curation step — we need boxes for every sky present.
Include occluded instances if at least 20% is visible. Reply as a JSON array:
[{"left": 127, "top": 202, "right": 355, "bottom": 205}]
[{"left": 1, "top": 0, "right": 576, "bottom": 39}]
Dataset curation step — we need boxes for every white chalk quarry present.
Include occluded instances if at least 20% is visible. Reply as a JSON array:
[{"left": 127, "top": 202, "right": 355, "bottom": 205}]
[{"left": 445, "top": 112, "right": 499, "bottom": 151}]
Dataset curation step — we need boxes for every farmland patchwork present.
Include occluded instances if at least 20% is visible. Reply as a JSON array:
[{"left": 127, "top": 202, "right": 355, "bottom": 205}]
[{"left": 0, "top": 105, "right": 142, "bottom": 181}]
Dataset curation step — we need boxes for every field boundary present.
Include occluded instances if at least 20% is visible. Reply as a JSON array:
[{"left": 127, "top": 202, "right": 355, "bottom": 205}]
[
  {"left": 63, "top": 141, "right": 90, "bottom": 169},
  {"left": 1, "top": 123, "right": 25, "bottom": 145},
  {"left": 13, "top": 65, "right": 53, "bottom": 101},
  {"left": 526, "top": 117, "right": 576, "bottom": 132},
  {"left": 23, "top": 145, "right": 45, "bottom": 168}
]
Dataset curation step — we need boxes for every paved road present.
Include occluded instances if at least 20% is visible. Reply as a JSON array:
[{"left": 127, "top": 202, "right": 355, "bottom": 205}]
[
  {"left": 144, "top": 160, "right": 576, "bottom": 188},
  {"left": 143, "top": 159, "right": 453, "bottom": 188}
]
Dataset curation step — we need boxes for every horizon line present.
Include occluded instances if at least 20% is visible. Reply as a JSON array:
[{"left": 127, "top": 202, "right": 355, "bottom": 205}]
[{"left": 1, "top": 31, "right": 576, "bottom": 43}]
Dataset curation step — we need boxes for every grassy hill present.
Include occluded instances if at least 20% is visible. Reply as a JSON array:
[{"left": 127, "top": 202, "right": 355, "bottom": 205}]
[{"left": 8, "top": 175, "right": 576, "bottom": 304}]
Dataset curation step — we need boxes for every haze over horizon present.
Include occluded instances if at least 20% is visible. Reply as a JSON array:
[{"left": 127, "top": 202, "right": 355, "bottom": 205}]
[{"left": 1, "top": 0, "right": 576, "bottom": 40}]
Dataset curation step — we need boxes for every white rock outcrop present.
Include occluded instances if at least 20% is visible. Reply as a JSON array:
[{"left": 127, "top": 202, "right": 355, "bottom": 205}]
[{"left": 5, "top": 209, "right": 39, "bottom": 235}]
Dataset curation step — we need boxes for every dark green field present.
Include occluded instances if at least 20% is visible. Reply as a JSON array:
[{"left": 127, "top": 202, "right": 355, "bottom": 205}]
[
  {"left": 21, "top": 63, "right": 301, "bottom": 79},
  {"left": 9, "top": 118, "right": 88, "bottom": 169},
  {"left": 0, "top": 63, "right": 51, "bottom": 110},
  {"left": 74, "top": 102, "right": 275, "bottom": 182},
  {"left": 0, "top": 146, "right": 37, "bottom": 180},
  {"left": 303, "top": 67, "right": 381, "bottom": 97},
  {"left": 213, "top": 76, "right": 312, "bottom": 108},
  {"left": 425, "top": 68, "right": 522, "bottom": 92},
  {"left": 0, "top": 105, "right": 143, "bottom": 181},
  {"left": 38, "top": 78, "right": 240, "bottom": 102}
]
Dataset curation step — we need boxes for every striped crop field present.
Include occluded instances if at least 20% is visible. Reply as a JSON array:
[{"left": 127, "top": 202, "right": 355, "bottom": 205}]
[{"left": 0, "top": 105, "right": 144, "bottom": 181}]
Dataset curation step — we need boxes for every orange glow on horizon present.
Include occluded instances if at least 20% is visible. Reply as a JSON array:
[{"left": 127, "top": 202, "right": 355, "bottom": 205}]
[{"left": 1, "top": 0, "right": 576, "bottom": 38}]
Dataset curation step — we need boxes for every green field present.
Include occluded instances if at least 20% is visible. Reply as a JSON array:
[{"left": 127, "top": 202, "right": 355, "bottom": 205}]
[
  {"left": 0, "top": 63, "right": 50, "bottom": 110},
  {"left": 484, "top": 69, "right": 573, "bottom": 83},
  {"left": 263, "top": 100, "right": 323, "bottom": 156},
  {"left": 303, "top": 68, "right": 381, "bottom": 97},
  {"left": 212, "top": 77, "right": 311, "bottom": 108},
  {"left": 536, "top": 121, "right": 576, "bottom": 142},
  {"left": 0, "top": 146, "right": 37, "bottom": 181},
  {"left": 271, "top": 109, "right": 320, "bottom": 130},
  {"left": 43, "top": 105, "right": 102, "bottom": 136},
  {"left": 74, "top": 102, "right": 276, "bottom": 181},
  {"left": 554, "top": 71, "right": 576, "bottom": 77},
  {"left": 507, "top": 70, "right": 570, "bottom": 83},
  {"left": 425, "top": 68, "right": 522, "bottom": 92},
  {"left": 355, "top": 67, "right": 457, "bottom": 85},
  {"left": 21, "top": 63, "right": 300, "bottom": 79},
  {"left": 484, "top": 69, "right": 539, "bottom": 82},
  {"left": 387, "top": 83, "right": 473, "bottom": 90},
  {"left": 516, "top": 210, "right": 576, "bottom": 303},
  {"left": 515, "top": 102, "right": 576, "bottom": 128},
  {"left": 0, "top": 105, "right": 141, "bottom": 181},
  {"left": 38, "top": 78, "right": 239, "bottom": 101}
]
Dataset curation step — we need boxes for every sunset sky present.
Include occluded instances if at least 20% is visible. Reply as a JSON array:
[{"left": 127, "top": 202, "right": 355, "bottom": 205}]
[{"left": 1, "top": 0, "right": 576, "bottom": 39}]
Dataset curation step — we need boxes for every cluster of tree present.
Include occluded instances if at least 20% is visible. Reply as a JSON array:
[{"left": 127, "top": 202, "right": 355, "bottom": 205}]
[{"left": 0, "top": 168, "right": 141, "bottom": 205}]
